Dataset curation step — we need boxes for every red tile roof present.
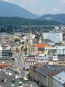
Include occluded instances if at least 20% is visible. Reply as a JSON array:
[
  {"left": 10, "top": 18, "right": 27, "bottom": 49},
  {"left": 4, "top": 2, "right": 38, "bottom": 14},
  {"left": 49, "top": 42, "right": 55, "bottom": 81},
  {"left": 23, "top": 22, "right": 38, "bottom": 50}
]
[
  {"left": 0, "top": 64, "right": 12, "bottom": 69},
  {"left": 8, "top": 39, "right": 13, "bottom": 42},
  {"left": 37, "top": 43, "right": 50, "bottom": 48},
  {"left": 6, "top": 43, "right": 11, "bottom": 47},
  {"left": 16, "top": 49, "right": 20, "bottom": 52}
]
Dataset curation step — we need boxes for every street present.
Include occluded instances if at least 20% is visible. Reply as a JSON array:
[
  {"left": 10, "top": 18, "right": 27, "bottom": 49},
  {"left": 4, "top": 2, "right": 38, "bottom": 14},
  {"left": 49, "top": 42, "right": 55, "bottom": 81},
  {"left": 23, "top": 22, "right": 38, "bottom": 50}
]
[{"left": 14, "top": 52, "right": 25, "bottom": 75}]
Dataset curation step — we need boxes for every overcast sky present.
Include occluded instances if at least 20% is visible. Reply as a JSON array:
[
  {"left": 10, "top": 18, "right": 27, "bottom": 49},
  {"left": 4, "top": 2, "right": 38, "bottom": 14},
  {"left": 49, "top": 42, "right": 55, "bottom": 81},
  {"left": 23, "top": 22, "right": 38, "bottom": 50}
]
[{"left": 1, "top": 0, "right": 65, "bottom": 15}]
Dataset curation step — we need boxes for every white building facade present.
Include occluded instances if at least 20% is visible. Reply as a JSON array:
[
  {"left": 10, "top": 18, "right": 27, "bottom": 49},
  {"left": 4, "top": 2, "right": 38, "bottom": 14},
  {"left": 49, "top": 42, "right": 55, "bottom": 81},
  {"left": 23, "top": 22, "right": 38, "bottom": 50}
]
[{"left": 43, "top": 32, "right": 63, "bottom": 43}]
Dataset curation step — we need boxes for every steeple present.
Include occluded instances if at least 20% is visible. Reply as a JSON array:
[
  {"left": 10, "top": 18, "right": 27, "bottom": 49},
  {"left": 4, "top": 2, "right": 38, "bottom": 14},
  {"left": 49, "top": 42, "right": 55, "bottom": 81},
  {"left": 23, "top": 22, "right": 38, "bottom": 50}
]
[{"left": 29, "top": 23, "right": 33, "bottom": 46}]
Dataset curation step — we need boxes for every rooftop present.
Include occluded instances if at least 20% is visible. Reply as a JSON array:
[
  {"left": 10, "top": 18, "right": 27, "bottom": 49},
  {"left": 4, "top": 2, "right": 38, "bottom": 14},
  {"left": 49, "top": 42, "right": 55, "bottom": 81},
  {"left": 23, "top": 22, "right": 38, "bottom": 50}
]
[
  {"left": 36, "top": 65, "right": 65, "bottom": 77},
  {"left": 37, "top": 43, "right": 50, "bottom": 48},
  {"left": 0, "top": 67, "right": 38, "bottom": 87},
  {"left": 0, "top": 78, "right": 39, "bottom": 87},
  {"left": 53, "top": 71, "right": 65, "bottom": 84}
]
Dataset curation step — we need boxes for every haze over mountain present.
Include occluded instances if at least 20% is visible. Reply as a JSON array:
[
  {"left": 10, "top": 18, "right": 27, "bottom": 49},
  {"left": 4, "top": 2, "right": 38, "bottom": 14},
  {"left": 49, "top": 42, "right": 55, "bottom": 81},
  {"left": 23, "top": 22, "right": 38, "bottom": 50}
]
[
  {"left": 38, "top": 14, "right": 65, "bottom": 24},
  {"left": 0, "top": 1, "right": 38, "bottom": 19},
  {"left": 0, "top": 1, "right": 65, "bottom": 25}
]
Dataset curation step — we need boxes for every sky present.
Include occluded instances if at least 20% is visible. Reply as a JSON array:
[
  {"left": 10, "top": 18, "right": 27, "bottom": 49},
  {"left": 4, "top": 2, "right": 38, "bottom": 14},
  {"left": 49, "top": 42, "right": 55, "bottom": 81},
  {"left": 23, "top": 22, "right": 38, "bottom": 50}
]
[{"left": 1, "top": 0, "right": 65, "bottom": 15}]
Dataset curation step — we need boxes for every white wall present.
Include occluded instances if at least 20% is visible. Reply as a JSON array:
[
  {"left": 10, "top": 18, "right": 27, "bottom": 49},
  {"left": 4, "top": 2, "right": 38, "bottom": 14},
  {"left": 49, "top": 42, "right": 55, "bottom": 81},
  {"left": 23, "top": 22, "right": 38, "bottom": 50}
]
[
  {"left": 43, "top": 33, "right": 63, "bottom": 43},
  {"left": 53, "top": 79, "right": 63, "bottom": 87},
  {"left": 57, "top": 46, "right": 65, "bottom": 55}
]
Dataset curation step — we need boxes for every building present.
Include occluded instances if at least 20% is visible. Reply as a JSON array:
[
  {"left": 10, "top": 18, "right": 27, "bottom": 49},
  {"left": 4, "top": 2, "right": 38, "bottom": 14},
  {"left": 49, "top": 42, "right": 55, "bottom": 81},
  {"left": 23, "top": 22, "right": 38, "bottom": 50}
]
[
  {"left": 25, "top": 56, "right": 36, "bottom": 70},
  {"left": 53, "top": 71, "right": 65, "bottom": 87},
  {"left": 29, "top": 45, "right": 38, "bottom": 55},
  {"left": 48, "top": 71, "right": 65, "bottom": 87},
  {"left": 29, "top": 64, "right": 44, "bottom": 80},
  {"left": 0, "top": 67, "right": 38, "bottom": 87},
  {"left": 43, "top": 32, "right": 63, "bottom": 43},
  {"left": 0, "top": 58, "right": 15, "bottom": 67},
  {"left": 0, "top": 67, "right": 19, "bottom": 83},
  {"left": 30, "top": 65, "right": 65, "bottom": 87},
  {"left": 56, "top": 46, "right": 65, "bottom": 65},
  {"left": 0, "top": 45, "right": 12, "bottom": 58},
  {"left": 57, "top": 46, "right": 65, "bottom": 55},
  {"left": 37, "top": 43, "right": 51, "bottom": 55},
  {"left": 48, "top": 55, "right": 58, "bottom": 65},
  {"left": 35, "top": 54, "right": 49, "bottom": 64},
  {"left": 0, "top": 64, "right": 12, "bottom": 69}
]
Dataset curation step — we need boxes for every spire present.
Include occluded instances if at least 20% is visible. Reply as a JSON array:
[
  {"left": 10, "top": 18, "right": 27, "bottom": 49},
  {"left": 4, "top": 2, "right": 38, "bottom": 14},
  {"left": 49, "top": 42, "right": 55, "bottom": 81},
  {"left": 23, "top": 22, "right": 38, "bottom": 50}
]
[{"left": 29, "top": 22, "right": 32, "bottom": 46}]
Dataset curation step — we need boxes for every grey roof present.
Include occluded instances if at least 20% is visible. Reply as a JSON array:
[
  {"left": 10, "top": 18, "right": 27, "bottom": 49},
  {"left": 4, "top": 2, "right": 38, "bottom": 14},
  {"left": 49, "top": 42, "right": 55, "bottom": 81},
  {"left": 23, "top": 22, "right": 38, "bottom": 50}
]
[
  {"left": 43, "top": 39, "right": 54, "bottom": 43},
  {"left": 42, "top": 39, "right": 55, "bottom": 46},
  {"left": 0, "top": 67, "right": 19, "bottom": 82},
  {"left": 0, "top": 68, "right": 38, "bottom": 87},
  {"left": 0, "top": 78, "right": 39, "bottom": 87},
  {"left": 0, "top": 59, "right": 15, "bottom": 66},
  {"left": 7, "top": 41, "right": 20, "bottom": 47},
  {"left": 36, "top": 65, "right": 65, "bottom": 77}
]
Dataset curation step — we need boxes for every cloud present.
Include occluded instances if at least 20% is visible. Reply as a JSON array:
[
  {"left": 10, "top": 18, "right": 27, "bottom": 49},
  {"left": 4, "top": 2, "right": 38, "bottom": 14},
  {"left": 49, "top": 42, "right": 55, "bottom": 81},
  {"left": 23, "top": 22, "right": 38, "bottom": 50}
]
[
  {"left": 36, "top": 8, "right": 46, "bottom": 15},
  {"left": 1, "top": 0, "right": 65, "bottom": 15},
  {"left": 17, "top": 0, "right": 41, "bottom": 8},
  {"left": 2, "top": 0, "right": 41, "bottom": 6},
  {"left": 62, "top": 0, "right": 65, "bottom": 2},
  {"left": 51, "top": 8, "right": 61, "bottom": 13},
  {"left": 60, "top": 0, "right": 65, "bottom": 3},
  {"left": 2, "top": 0, "right": 15, "bottom": 3},
  {"left": 2, "top": 0, "right": 11, "bottom": 2}
]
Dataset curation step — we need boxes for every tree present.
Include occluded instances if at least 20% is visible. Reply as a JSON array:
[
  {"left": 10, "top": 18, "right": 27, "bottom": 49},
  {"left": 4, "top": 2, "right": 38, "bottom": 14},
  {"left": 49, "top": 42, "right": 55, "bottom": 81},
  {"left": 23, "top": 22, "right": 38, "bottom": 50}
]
[
  {"left": 14, "top": 38, "right": 20, "bottom": 43},
  {"left": 21, "top": 46, "right": 24, "bottom": 51},
  {"left": 24, "top": 47, "right": 27, "bottom": 52},
  {"left": 16, "top": 47, "right": 18, "bottom": 50},
  {"left": 24, "top": 47, "right": 28, "bottom": 56}
]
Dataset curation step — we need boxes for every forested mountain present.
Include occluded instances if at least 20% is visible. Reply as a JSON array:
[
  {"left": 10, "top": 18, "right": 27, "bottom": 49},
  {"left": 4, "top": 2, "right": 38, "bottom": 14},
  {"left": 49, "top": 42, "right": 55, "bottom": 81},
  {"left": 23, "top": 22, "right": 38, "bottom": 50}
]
[{"left": 38, "top": 14, "right": 65, "bottom": 24}]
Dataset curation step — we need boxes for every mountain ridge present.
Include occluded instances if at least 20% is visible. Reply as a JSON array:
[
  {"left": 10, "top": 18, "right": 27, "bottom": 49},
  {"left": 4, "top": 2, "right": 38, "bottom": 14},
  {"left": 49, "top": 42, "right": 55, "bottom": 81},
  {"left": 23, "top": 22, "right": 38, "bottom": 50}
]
[
  {"left": 38, "top": 14, "right": 65, "bottom": 24},
  {"left": 0, "top": 1, "right": 65, "bottom": 24},
  {"left": 0, "top": 1, "right": 38, "bottom": 19}
]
